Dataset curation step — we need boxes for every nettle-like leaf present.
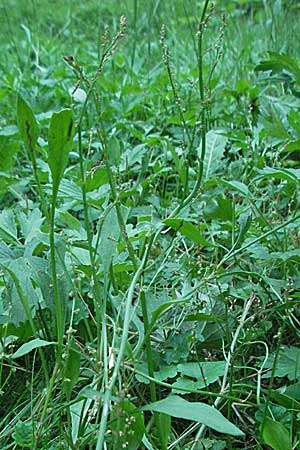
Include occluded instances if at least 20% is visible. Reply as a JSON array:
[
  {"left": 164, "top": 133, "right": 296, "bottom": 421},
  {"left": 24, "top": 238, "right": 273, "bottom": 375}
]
[
  {"left": 48, "top": 109, "right": 74, "bottom": 197},
  {"left": 16, "top": 95, "right": 39, "bottom": 155},
  {"left": 143, "top": 395, "right": 243, "bottom": 436}
]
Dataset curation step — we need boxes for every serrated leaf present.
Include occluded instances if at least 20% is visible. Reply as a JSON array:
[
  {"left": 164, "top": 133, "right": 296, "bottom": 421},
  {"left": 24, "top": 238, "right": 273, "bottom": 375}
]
[
  {"left": 48, "top": 109, "right": 74, "bottom": 197},
  {"left": 261, "top": 417, "right": 292, "bottom": 450},
  {"left": 143, "top": 396, "right": 243, "bottom": 436},
  {"left": 17, "top": 95, "right": 39, "bottom": 155},
  {"left": 12, "top": 338, "right": 56, "bottom": 359}
]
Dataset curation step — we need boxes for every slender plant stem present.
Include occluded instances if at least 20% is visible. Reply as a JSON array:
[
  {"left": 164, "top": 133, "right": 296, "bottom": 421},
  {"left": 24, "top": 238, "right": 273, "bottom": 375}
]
[
  {"left": 191, "top": 294, "right": 254, "bottom": 449},
  {"left": 49, "top": 194, "right": 63, "bottom": 361},
  {"left": 95, "top": 237, "right": 154, "bottom": 450},
  {"left": 2, "top": 266, "right": 49, "bottom": 385}
]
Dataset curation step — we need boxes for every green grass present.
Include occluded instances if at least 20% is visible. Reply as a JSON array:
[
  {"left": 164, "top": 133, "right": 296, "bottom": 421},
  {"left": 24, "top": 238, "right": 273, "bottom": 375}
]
[{"left": 1, "top": 0, "right": 300, "bottom": 449}]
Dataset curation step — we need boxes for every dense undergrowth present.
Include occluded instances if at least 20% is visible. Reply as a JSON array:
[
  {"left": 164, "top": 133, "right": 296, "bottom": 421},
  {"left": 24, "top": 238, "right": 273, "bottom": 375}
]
[{"left": 1, "top": 0, "right": 300, "bottom": 449}]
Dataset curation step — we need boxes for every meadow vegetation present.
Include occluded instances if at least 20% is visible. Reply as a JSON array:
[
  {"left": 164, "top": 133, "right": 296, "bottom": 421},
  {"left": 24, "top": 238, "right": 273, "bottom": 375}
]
[{"left": 1, "top": 0, "right": 300, "bottom": 448}]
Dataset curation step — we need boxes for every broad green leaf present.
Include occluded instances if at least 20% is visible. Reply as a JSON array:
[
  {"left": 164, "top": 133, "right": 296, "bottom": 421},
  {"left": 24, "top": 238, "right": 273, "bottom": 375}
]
[
  {"left": 255, "top": 52, "right": 300, "bottom": 84},
  {"left": 204, "top": 196, "right": 233, "bottom": 221},
  {"left": 172, "top": 361, "right": 226, "bottom": 394},
  {"left": 222, "top": 179, "right": 250, "bottom": 197},
  {"left": 261, "top": 417, "right": 292, "bottom": 450},
  {"left": 236, "top": 211, "right": 252, "bottom": 246},
  {"left": 263, "top": 346, "right": 300, "bottom": 380},
  {"left": 283, "top": 139, "right": 300, "bottom": 153},
  {"left": 108, "top": 135, "right": 121, "bottom": 165},
  {"left": 48, "top": 109, "right": 74, "bottom": 197},
  {"left": 285, "top": 380, "right": 300, "bottom": 400},
  {"left": 199, "top": 130, "right": 227, "bottom": 180},
  {"left": 270, "top": 390, "right": 300, "bottom": 412},
  {"left": 255, "top": 167, "right": 300, "bottom": 184},
  {"left": 0, "top": 241, "right": 16, "bottom": 264},
  {"left": 16, "top": 95, "right": 39, "bottom": 155},
  {"left": 172, "top": 377, "right": 204, "bottom": 395},
  {"left": 12, "top": 338, "right": 56, "bottom": 359},
  {"left": 3, "top": 256, "right": 50, "bottom": 326},
  {"left": 163, "top": 218, "right": 211, "bottom": 246},
  {"left": 0, "top": 209, "right": 18, "bottom": 243},
  {"left": 110, "top": 400, "right": 145, "bottom": 450},
  {"left": 143, "top": 396, "right": 243, "bottom": 436},
  {"left": 63, "top": 336, "right": 81, "bottom": 400},
  {"left": 136, "top": 364, "right": 177, "bottom": 385},
  {"left": 18, "top": 208, "right": 45, "bottom": 244},
  {"left": 177, "top": 361, "right": 226, "bottom": 384},
  {"left": 12, "top": 420, "right": 35, "bottom": 447},
  {"left": 100, "top": 206, "right": 129, "bottom": 276}
]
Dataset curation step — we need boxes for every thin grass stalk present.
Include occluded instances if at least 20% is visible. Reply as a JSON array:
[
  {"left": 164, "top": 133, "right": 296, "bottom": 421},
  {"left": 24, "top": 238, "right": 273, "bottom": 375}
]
[
  {"left": 217, "top": 211, "right": 300, "bottom": 268},
  {"left": 131, "top": 0, "right": 138, "bottom": 67},
  {"left": 33, "top": 364, "right": 59, "bottom": 448},
  {"left": 1, "top": 265, "right": 49, "bottom": 385},
  {"left": 190, "top": 294, "right": 255, "bottom": 449},
  {"left": 77, "top": 124, "right": 103, "bottom": 356},
  {"left": 95, "top": 236, "right": 155, "bottom": 450},
  {"left": 49, "top": 192, "right": 63, "bottom": 361},
  {"left": 159, "top": 0, "right": 211, "bottom": 218},
  {"left": 140, "top": 289, "right": 167, "bottom": 449}
]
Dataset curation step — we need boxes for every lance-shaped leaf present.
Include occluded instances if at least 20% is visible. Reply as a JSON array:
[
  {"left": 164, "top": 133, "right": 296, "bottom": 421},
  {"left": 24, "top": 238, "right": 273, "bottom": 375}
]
[
  {"left": 63, "top": 336, "right": 81, "bottom": 400},
  {"left": 261, "top": 417, "right": 292, "bottom": 450},
  {"left": 16, "top": 95, "right": 39, "bottom": 155},
  {"left": 48, "top": 109, "right": 74, "bottom": 198},
  {"left": 143, "top": 395, "right": 243, "bottom": 436}
]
